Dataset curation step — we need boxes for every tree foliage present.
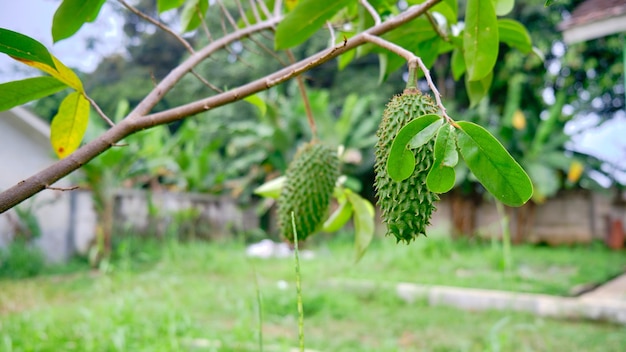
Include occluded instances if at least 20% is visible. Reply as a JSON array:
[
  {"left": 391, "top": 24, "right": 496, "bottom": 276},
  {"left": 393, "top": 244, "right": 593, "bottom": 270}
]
[{"left": 1, "top": 0, "right": 620, "bottom": 249}]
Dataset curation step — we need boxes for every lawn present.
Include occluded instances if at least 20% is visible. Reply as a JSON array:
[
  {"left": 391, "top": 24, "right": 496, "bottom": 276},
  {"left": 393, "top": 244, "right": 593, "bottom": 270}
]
[{"left": 0, "top": 234, "right": 625, "bottom": 351}]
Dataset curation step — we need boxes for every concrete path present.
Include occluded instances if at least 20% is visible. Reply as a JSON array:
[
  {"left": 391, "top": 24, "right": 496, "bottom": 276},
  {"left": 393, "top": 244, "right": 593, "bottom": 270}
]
[
  {"left": 579, "top": 273, "right": 626, "bottom": 301},
  {"left": 328, "top": 273, "right": 626, "bottom": 324}
]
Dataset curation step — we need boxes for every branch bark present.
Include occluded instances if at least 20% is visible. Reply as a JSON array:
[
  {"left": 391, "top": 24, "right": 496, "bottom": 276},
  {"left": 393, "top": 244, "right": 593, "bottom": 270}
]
[{"left": 0, "top": 0, "right": 441, "bottom": 213}]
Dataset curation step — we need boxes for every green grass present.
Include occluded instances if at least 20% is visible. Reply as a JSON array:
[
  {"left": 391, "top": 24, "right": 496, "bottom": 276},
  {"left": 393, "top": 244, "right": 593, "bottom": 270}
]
[{"left": 0, "top": 235, "right": 625, "bottom": 351}]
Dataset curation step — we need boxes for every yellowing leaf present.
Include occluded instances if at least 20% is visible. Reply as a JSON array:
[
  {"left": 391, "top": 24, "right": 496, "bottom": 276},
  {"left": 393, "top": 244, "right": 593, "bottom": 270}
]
[
  {"left": 14, "top": 55, "right": 83, "bottom": 92},
  {"left": 512, "top": 109, "right": 526, "bottom": 130},
  {"left": 253, "top": 176, "right": 285, "bottom": 199},
  {"left": 567, "top": 161, "right": 584, "bottom": 183},
  {"left": 286, "top": 0, "right": 298, "bottom": 10},
  {"left": 180, "top": 0, "right": 209, "bottom": 32},
  {"left": 51, "top": 92, "right": 90, "bottom": 158}
]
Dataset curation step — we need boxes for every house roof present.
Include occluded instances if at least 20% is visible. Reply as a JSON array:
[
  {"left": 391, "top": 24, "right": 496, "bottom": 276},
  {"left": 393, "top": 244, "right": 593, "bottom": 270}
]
[
  {"left": 0, "top": 106, "right": 50, "bottom": 144},
  {"left": 559, "top": 0, "right": 626, "bottom": 43}
]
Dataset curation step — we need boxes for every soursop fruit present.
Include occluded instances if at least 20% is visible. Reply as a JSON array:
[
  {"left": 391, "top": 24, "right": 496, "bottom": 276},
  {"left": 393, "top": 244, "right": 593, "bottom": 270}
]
[
  {"left": 278, "top": 141, "right": 339, "bottom": 242},
  {"left": 374, "top": 88, "right": 440, "bottom": 243}
]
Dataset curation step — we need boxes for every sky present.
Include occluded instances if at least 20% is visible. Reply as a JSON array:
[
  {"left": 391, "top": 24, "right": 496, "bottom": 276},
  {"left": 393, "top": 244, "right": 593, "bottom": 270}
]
[
  {"left": 0, "top": 0, "right": 625, "bottom": 185},
  {"left": 0, "top": 0, "right": 123, "bottom": 81}
]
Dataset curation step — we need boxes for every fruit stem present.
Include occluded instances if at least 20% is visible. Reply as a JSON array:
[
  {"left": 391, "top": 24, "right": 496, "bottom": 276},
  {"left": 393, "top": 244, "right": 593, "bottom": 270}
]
[
  {"left": 362, "top": 33, "right": 459, "bottom": 128},
  {"left": 287, "top": 50, "right": 317, "bottom": 139},
  {"left": 406, "top": 60, "right": 419, "bottom": 90}
]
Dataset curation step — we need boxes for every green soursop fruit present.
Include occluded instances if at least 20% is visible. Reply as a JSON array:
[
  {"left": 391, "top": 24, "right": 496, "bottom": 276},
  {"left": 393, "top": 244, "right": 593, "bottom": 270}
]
[
  {"left": 278, "top": 141, "right": 340, "bottom": 242},
  {"left": 374, "top": 88, "right": 440, "bottom": 243}
]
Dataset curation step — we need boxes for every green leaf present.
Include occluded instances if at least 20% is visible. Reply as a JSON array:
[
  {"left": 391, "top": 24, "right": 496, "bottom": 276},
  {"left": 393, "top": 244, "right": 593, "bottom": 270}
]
[
  {"left": 443, "top": 0, "right": 458, "bottom": 20},
  {"left": 275, "top": 0, "right": 351, "bottom": 50},
  {"left": 52, "top": 0, "right": 106, "bottom": 42},
  {"left": 237, "top": 0, "right": 276, "bottom": 26},
  {"left": 408, "top": 118, "right": 442, "bottom": 149},
  {"left": 438, "top": 124, "right": 459, "bottom": 167},
  {"left": 113, "top": 99, "right": 130, "bottom": 122},
  {"left": 498, "top": 19, "right": 532, "bottom": 53},
  {"left": 157, "top": 0, "right": 185, "bottom": 13},
  {"left": 427, "top": 163, "right": 455, "bottom": 193},
  {"left": 50, "top": 92, "right": 90, "bottom": 159},
  {"left": 181, "top": 0, "right": 209, "bottom": 32},
  {"left": 244, "top": 94, "right": 267, "bottom": 117},
  {"left": 377, "top": 54, "right": 388, "bottom": 84},
  {"left": 346, "top": 190, "right": 374, "bottom": 263},
  {"left": 456, "top": 121, "right": 533, "bottom": 206},
  {"left": 406, "top": 0, "right": 457, "bottom": 24},
  {"left": 463, "top": 0, "right": 498, "bottom": 81},
  {"left": 322, "top": 197, "right": 353, "bottom": 232},
  {"left": 545, "top": 0, "right": 557, "bottom": 6},
  {"left": 465, "top": 71, "right": 493, "bottom": 107},
  {"left": 387, "top": 114, "right": 442, "bottom": 182},
  {"left": 426, "top": 124, "right": 457, "bottom": 193},
  {"left": 253, "top": 176, "right": 285, "bottom": 199},
  {"left": 0, "top": 28, "right": 56, "bottom": 69},
  {"left": 0, "top": 77, "right": 67, "bottom": 111},
  {"left": 451, "top": 47, "right": 466, "bottom": 81},
  {"left": 494, "top": 0, "right": 514, "bottom": 16}
]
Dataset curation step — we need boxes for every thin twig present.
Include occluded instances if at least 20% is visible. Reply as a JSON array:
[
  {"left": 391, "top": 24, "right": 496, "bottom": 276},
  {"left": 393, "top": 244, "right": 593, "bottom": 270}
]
[
  {"left": 273, "top": 0, "right": 283, "bottom": 17},
  {"left": 414, "top": 55, "right": 455, "bottom": 126},
  {"left": 191, "top": 69, "right": 223, "bottom": 93},
  {"left": 46, "top": 185, "right": 80, "bottom": 191},
  {"left": 217, "top": 0, "right": 252, "bottom": 60},
  {"left": 117, "top": 0, "right": 195, "bottom": 54},
  {"left": 326, "top": 21, "right": 336, "bottom": 45},
  {"left": 217, "top": 0, "right": 238, "bottom": 29},
  {"left": 257, "top": 0, "right": 272, "bottom": 19},
  {"left": 249, "top": 0, "right": 262, "bottom": 22},
  {"left": 198, "top": 8, "right": 214, "bottom": 42},
  {"left": 426, "top": 12, "right": 449, "bottom": 42},
  {"left": 85, "top": 94, "right": 115, "bottom": 127},
  {"left": 130, "top": 16, "right": 281, "bottom": 119},
  {"left": 248, "top": 34, "right": 288, "bottom": 66},
  {"left": 235, "top": 0, "right": 250, "bottom": 27},
  {"left": 259, "top": 30, "right": 274, "bottom": 42},
  {"left": 362, "top": 33, "right": 414, "bottom": 62},
  {"left": 362, "top": 33, "right": 455, "bottom": 125},
  {"left": 217, "top": 4, "right": 254, "bottom": 68},
  {"left": 287, "top": 50, "right": 317, "bottom": 139},
  {"left": 360, "top": 0, "right": 381, "bottom": 25}
]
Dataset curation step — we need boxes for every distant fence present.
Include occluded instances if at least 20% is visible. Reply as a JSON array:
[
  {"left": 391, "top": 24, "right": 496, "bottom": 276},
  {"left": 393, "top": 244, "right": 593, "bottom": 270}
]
[
  {"left": 1, "top": 187, "right": 623, "bottom": 263},
  {"left": 0, "top": 189, "right": 259, "bottom": 262},
  {"left": 112, "top": 189, "right": 259, "bottom": 240},
  {"left": 429, "top": 189, "right": 625, "bottom": 246}
]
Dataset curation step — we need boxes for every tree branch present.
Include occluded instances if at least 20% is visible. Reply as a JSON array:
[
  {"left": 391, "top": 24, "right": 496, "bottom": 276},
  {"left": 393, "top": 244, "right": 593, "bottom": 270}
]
[
  {"left": 287, "top": 50, "right": 317, "bottom": 138},
  {"left": 117, "top": 0, "right": 195, "bottom": 54},
  {"left": 85, "top": 94, "right": 115, "bottom": 127},
  {"left": 362, "top": 33, "right": 454, "bottom": 126},
  {"left": 0, "top": 0, "right": 442, "bottom": 213}
]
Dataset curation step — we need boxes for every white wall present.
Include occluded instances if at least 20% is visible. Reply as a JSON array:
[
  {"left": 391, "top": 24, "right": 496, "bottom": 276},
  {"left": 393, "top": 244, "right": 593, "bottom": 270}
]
[{"left": 0, "top": 107, "right": 76, "bottom": 262}]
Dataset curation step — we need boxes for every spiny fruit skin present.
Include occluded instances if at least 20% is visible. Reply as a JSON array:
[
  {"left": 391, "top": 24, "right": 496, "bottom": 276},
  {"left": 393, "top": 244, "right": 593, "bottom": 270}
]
[
  {"left": 374, "top": 88, "right": 440, "bottom": 243},
  {"left": 278, "top": 141, "right": 340, "bottom": 242}
]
